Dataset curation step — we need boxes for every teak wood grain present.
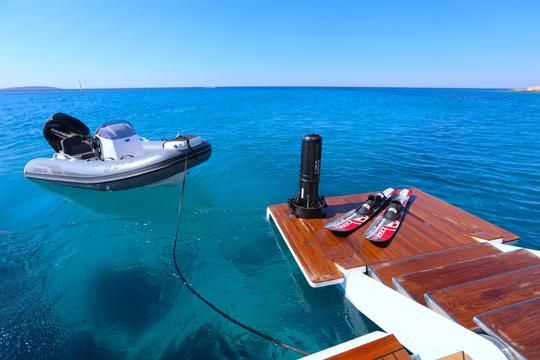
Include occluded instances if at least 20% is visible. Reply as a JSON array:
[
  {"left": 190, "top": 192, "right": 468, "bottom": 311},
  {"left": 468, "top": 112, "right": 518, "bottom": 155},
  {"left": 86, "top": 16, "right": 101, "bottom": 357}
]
[
  {"left": 268, "top": 188, "right": 518, "bottom": 286},
  {"left": 474, "top": 297, "right": 540, "bottom": 360},
  {"left": 327, "top": 334, "right": 411, "bottom": 360},
  {"left": 393, "top": 249, "right": 540, "bottom": 305},
  {"left": 425, "top": 264, "right": 540, "bottom": 331},
  {"left": 368, "top": 242, "right": 501, "bottom": 287}
]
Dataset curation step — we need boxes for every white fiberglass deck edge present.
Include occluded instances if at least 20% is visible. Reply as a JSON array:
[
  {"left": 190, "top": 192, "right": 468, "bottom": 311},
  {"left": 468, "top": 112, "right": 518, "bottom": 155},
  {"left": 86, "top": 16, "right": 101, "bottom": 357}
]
[
  {"left": 340, "top": 272, "right": 507, "bottom": 360},
  {"left": 301, "top": 331, "right": 388, "bottom": 359},
  {"left": 495, "top": 242, "right": 540, "bottom": 257}
]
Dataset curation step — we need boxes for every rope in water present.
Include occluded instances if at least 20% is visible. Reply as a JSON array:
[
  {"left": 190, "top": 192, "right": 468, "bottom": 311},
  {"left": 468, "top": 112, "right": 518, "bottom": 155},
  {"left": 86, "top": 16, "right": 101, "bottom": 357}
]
[{"left": 171, "top": 137, "right": 310, "bottom": 357}]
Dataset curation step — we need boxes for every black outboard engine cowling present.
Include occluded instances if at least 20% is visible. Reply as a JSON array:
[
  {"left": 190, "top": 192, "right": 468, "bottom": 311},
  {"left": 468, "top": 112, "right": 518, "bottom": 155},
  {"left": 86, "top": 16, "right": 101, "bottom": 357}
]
[
  {"left": 288, "top": 134, "right": 327, "bottom": 218},
  {"left": 43, "top": 112, "right": 91, "bottom": 151}
]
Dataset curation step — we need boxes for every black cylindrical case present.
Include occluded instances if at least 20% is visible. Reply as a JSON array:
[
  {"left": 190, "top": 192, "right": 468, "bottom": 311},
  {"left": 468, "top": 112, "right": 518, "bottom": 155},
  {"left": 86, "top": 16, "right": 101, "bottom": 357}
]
[{"left": 288, "top": 134, "right": 326, "bottom": 218}]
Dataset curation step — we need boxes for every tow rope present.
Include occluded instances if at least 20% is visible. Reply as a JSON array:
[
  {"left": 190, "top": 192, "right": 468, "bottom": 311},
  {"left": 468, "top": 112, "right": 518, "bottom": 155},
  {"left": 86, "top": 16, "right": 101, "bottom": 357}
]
[{"left": 172, "top": 137, "right": 310, "bottom": 356}]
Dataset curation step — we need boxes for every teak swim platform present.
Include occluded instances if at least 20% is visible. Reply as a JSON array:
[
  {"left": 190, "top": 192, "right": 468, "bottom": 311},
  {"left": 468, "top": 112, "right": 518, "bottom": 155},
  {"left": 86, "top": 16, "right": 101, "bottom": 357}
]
[
  {"left": 267, "top": 188, "right": 518, "bottom": 287},
  {"left": 267, "top": 188, "right": 540, "bottom": 359}
]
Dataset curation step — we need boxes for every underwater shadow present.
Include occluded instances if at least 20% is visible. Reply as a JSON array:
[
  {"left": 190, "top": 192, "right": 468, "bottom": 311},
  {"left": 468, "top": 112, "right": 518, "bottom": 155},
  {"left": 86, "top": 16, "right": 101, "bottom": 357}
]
[
  {"left": 31, "top": 180, "right": 182, "bottom": 222},
  {"left": 89, "top": 266, "right": 175, "bottom": 333}
]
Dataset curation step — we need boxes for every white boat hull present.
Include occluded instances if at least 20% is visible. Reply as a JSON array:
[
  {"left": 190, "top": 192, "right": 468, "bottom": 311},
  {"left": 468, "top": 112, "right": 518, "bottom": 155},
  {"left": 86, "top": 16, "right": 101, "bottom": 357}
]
[{"left": 24, "top": 138, "right": 211, "bottom": 191}]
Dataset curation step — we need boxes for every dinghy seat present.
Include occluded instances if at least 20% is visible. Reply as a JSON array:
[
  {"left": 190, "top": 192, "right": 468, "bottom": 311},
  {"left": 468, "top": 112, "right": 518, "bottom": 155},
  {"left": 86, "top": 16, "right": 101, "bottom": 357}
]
[{"left": 61, "top": 135, "right": 95, "bottom": 159}]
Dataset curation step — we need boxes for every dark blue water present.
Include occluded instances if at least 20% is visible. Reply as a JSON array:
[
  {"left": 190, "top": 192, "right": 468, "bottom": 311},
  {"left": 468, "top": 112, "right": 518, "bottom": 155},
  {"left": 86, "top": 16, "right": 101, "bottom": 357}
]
[{"left": 1, "top": 87, "right": 539, "bottom": 359}]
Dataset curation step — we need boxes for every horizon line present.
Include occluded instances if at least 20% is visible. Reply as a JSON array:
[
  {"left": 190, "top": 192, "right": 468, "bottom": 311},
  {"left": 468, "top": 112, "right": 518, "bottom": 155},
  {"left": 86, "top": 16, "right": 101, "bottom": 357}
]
[{"left": 1, "top": 85, "right": 516, "bottom": 91}]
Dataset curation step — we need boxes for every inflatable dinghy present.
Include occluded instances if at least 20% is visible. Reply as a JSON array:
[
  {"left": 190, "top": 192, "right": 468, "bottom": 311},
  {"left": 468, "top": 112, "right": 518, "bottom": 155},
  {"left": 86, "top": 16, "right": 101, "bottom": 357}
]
[{"left": 24, "top": 113, "right": 211, "bottom": 190}]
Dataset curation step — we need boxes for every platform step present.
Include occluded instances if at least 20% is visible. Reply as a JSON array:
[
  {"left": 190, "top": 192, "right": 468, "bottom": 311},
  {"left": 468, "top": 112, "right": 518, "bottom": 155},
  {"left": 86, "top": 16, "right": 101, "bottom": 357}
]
[
  {"left": 425, "top": 264, "right": 540, "bottom": 331},
  {"left": 367, "top": 242, "right": 500, "bottom": 287},
  {"left": 474, "top": 297, "right": 540, "bottom": 360},
  {"left": 393, "top": 249, "right": 540, "bottom": 305}
]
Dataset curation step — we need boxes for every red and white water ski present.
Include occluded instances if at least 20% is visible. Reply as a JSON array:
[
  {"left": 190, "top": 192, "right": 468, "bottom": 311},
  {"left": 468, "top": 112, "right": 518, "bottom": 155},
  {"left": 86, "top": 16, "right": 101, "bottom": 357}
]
[
  {"left": 364, "top": 188, "right": 412, "bottom": 242},
  {"left": 324, "top": 188, "right": 397, "bottom": 232}
]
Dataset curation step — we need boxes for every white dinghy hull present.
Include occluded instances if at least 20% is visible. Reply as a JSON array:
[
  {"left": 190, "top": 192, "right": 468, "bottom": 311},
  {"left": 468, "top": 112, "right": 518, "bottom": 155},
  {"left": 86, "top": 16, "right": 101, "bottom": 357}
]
[{"left": 24, "top": 139, "right": 211, "bottom": 190}]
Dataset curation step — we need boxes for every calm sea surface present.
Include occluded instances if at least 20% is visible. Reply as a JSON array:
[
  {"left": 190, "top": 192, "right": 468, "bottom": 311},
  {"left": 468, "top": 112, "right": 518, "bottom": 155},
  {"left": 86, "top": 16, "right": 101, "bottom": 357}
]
[{"left": 1, "top": 87, "right": 539, "bottom": 359}]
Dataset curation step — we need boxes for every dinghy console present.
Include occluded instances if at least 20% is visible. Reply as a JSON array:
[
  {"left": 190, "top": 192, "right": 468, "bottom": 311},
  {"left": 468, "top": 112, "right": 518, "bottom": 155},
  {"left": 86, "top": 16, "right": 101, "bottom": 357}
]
[{"left": 95, "top": 122, "right": 144, "bottom": 160}]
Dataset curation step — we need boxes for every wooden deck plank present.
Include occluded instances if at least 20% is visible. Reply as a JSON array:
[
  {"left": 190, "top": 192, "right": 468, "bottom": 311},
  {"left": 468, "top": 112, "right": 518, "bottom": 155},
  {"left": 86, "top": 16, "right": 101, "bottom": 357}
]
[
  {"left": 406, "top": 190, "right": 516, "bottom": 242},
  {"left": 268, "top": 188, "right": 518, "bottom": 286},
  {"left": 425, "top": 264, "right": 540, "bottom": 331},
  {"left": 368, "top": 242, "right": 501, "bottom": 287},
  {"left": 327, "top": 334, "right": 411, "bottom": 360},
  {"left": 474, "top": 297, "right": 540, "bottom": 360},
  {"left": 393, "top": 249, "right": 540, "bottom": 304}
]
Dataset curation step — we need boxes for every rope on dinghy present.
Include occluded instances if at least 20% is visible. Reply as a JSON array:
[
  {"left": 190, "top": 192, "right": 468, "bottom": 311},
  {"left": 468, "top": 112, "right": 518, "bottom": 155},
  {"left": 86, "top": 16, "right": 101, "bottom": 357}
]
[{"left": 171, "top": 137, "right": 310, "bottom": 357}]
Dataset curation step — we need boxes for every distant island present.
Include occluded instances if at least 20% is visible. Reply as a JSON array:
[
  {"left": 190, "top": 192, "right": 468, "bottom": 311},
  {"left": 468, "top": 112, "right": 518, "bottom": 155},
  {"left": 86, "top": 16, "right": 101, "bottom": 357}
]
[
  {"left": 1, "top": 86, "right": 62, "bottom": 91},
  {"left": 513, "top": 86, "right": 540, "bottom": 92}
]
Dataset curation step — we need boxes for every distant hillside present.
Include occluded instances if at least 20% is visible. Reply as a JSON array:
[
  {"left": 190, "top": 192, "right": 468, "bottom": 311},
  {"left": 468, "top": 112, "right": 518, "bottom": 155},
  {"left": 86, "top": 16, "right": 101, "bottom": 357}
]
[
  {"left": 1, "top": 86, "right": 62, "bottom": 91},
  {"left": 513, "top": 86, "right": 540, "bottom": 92}
]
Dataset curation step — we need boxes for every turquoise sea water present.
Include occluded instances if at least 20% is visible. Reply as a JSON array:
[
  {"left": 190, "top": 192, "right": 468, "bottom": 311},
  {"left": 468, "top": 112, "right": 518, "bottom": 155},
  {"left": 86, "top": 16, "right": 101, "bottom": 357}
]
[{"left": 1, "top": 87, "right": 539, "bottom": 359}]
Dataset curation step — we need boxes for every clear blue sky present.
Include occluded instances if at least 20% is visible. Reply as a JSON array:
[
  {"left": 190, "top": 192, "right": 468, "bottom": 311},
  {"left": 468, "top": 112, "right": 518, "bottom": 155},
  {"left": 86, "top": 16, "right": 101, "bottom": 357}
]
[{"left": 0, "top": 0, "right": 538, "bottom": 89}]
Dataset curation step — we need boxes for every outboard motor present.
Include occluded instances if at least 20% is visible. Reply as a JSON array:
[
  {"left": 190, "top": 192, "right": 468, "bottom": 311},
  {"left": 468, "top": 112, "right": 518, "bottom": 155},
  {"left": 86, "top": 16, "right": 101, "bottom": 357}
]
[
  {"left": 43, "top": 113, "right": 91, "bottom": 151},
  {"left": 288, "top": 134, "right": 327, "bottom": 218}
]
